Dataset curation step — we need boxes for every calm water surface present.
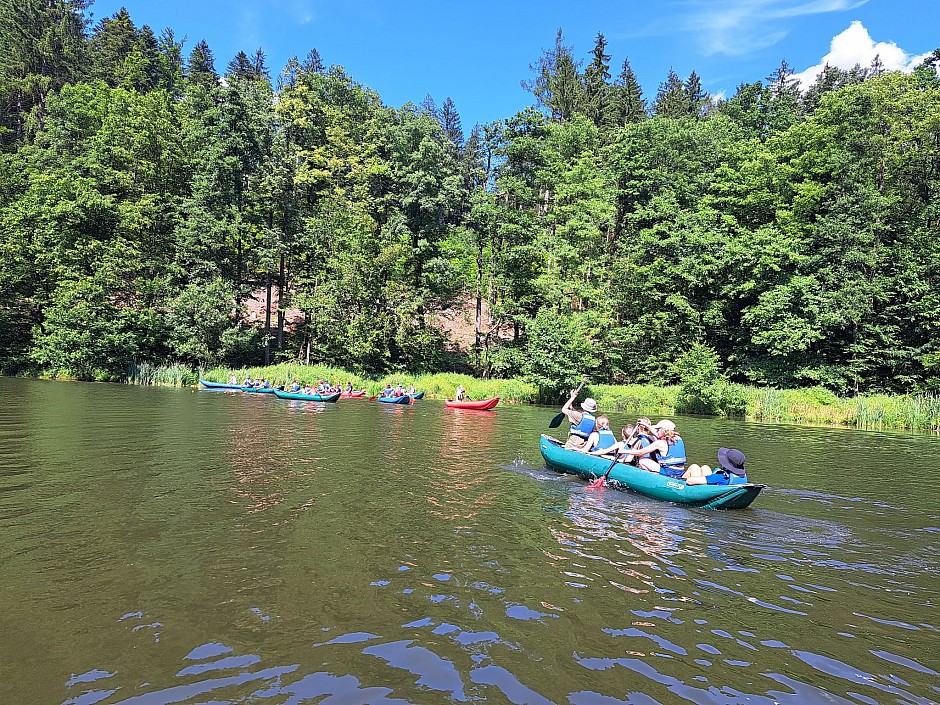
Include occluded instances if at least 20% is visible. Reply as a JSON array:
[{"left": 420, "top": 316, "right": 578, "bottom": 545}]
[{"left": 0, "top": 377, "right": 938, "bottom": 705}]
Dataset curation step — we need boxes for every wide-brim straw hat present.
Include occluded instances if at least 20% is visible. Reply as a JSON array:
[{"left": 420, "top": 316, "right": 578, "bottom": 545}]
[{"left": 581, "top": 398, "right": 598, "bottom": 413}]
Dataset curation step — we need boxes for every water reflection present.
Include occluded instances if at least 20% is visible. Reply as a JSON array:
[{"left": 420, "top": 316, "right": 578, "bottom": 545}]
[{"left": 2, "top": 378, "right": 939, "bottom": 705}]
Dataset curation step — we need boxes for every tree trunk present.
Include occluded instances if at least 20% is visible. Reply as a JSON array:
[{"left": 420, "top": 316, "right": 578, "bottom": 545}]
[
  {"left": 264, "top": 271, "right": 272, "bottom": 365},
  {"left": 276, "top": 251, "right": 286, "bottom": 350},
  {"left": 475, "top": 237, "right": 483, "bottom": 366}
]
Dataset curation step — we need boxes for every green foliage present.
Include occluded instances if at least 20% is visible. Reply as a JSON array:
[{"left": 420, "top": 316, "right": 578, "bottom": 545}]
[
  {"left": 30, "top": 277, "right": 140, "bottom": 380},
  {"left": 674, "top": 343, "right": 746, "bottom": 416},
  {"left": 522, "top": 309, "right": 592, "bottom": 401},
  {"left": 0, "top": 15, "right": 937, "bottom": 408}
]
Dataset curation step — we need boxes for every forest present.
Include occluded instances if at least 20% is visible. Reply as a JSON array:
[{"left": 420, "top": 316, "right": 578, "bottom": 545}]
[{"left": 1, "top": 1, "right": 939, "bottom": 401}]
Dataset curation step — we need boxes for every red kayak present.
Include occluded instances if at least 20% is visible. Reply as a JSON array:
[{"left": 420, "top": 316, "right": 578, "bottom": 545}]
[
  {"left": 444, "top": 397, "right": 500, "bottom": 411},
  {"left": 341, "top": 390, "right": 366, "bottom": 398}
]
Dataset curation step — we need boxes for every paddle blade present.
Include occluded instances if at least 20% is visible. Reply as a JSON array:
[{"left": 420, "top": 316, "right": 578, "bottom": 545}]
[
  {"left": 368, "top": 395, "right": 377, "bottom": 401},
  {"left": 548, "top": 412, "right": 566, "bottom": 429},
  {"left": 585, "top": 476, "right": 607, "bottom": 491}
]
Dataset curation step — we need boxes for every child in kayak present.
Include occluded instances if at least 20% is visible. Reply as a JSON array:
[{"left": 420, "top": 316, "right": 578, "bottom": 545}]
[{"left": 684, "top": 448, "right": 748, "bottom": 485}]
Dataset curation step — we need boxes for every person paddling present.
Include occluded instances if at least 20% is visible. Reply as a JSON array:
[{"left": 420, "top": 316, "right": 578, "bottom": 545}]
[
  {"left": 684, "top": 448, "right": 748, "bottom": 485},
  {"left": 562, "top": 388, "right": 598, "bottom": 450}
]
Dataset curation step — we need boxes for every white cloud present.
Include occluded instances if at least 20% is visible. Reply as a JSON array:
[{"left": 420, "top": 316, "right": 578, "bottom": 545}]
[
  {"left": 677, "top": 0, "right": 869, "bottom": 56},
  {"left": 793, "top": 20, "right": 933, "bottom": 88}
]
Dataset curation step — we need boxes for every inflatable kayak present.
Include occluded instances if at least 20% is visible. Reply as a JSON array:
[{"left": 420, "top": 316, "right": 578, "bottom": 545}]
[
  {"left": 341, "top": 390, "right": 366, "bottom": 398},
  {"left": 539, "top": 435, "right": 763, "bottom": 509},
  {"left": 273, "top": 390, "right": 341, "bottom": 402},
  {"left": 444, "top": 397, "right": 500, "bottom": 410},
  {"left": 376, "top": 395, "right": 411, "bottom": 404},
  {"left": 199, "top": 379, "right": 242, "bottom": 389},
  {"left": 408, "top": 391, "right": 425, "bottom": 400},
  {"left": 241, "top": 386, "right": 276, "bottom": 394}
]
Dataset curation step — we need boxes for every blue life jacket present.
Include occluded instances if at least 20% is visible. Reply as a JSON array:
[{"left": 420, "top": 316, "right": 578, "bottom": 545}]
[
  {"left": 594, "top": 428, "right": 617, "bottom": 451},
  {"left": 570, "top": 412, "right": 596, "bottom": 439},
  {"left": 659, "top": 437, "right": 686, "bottom": 470},
  {"left": 707, "top": 468, "right": 749, "bottom": 485},
  {"left": 290, "top": 383, "right": 300, "bottom": 392}
]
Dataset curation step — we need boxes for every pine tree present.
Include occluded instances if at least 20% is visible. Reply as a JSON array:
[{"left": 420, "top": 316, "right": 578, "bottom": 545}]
[
  {"left": 301, "top": 48, "right": 324, "bottom": 74},
  {"left": 764, "top": 60, "right": 800, "bottom": 134},
  {"left": 583, "top": 32, "right": 612, "bottom": 127},
  {"left": 90, "top": 8, "right": 140, "bottom": 88},
  {"left": 439, "top": 97, "right": 464, "bottom": 150},
  {"left": 684, "top": 70, "right": 709, "bottom": 118},
  {"left": 0, "top": 0, "right": 90, "bottom": 146},
  {"left": 612, "top": 58, "right": 646, "bottom": 125},
  {"left": 226, "top": 51, "right": 255, "bottom": 80},
  {"left": 187, "top": 40, "right": 219, "bottom": 89},
  {"left": 156, "top": 28, "right": 185, "bottom": 96},
  {"left": 523, "top": 28, "right": 584, "bottom": 122},
  {"left": 653, "top": 68, "right": 688, "bottom": 118}
]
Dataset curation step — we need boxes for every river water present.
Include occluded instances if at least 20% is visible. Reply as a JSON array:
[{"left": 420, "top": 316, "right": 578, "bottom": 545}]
[{"left": 0, "top": 377, "right": 937, "bottom": 705}]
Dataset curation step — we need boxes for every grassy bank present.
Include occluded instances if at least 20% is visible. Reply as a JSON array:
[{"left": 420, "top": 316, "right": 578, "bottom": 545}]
[{"left": 183, "top": 365, "right": 940, "bottom": 432}]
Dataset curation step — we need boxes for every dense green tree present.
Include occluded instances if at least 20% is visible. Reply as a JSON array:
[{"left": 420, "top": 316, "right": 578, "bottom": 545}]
[
  {"left": 0, "top": 0, "right": 89, "bottom": 146},
  {"left": 187, "top": 39, "right": 218, "bottom": 89},
  {"left": 524, "top": 28, "right": 584, "bottom": 122},
  {"left": 653, "top": 68, "right": 688, "bottom": 118},
  {"left": 611, "top": 58, "right": 647, "bottom": 126}
]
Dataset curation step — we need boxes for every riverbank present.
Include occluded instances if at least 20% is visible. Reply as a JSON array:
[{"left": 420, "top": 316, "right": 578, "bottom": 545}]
[{"left": 176, "top": 363, "right": 940, "bottom": 433}]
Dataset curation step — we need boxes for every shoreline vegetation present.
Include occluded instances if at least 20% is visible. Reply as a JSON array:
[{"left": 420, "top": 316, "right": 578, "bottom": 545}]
[{"left": 20, "top": 363, "right": 940, "bottom": 433}]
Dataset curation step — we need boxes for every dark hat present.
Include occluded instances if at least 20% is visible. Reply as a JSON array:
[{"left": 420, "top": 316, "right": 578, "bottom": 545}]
[{"left": 717, "top": 447, "right": 746, "bottom": 476}]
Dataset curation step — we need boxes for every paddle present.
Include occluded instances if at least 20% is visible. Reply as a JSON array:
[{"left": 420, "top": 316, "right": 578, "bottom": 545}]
[
  {"left": 548, "top": 378, "right": 588, "bottom": 429},
  {"left": 586, "top": 421, "right": 639, "bottom": 490}
]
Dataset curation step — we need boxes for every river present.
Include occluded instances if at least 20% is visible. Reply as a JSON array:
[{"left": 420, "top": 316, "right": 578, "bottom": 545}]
[{"left": 0, "top": 377, "right": 937, "bottom": 704}]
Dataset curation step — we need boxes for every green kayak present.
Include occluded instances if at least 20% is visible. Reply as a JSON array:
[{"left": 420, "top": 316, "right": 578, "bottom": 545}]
[
  {"left": 273, "top": 389, "right": 341, "bottom": 403},
  {"left": 539, "top": 435, "right": 763, "bottom": 509}
]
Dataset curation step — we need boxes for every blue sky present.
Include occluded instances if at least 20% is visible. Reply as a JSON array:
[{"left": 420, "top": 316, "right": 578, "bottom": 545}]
[{"left": 90, "top": 0, "right": 936, "bottom": 130}]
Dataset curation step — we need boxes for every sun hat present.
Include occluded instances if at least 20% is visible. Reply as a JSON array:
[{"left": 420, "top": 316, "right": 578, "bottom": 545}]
[
  {"left": 652, "top": 419, "right": 676, "bottom": 432},
  {"left": 717, "top": 447, "right": 746, "bottom": 476},
  {"left": 581, "top": 398, "right": 598, "bottom": 413}
]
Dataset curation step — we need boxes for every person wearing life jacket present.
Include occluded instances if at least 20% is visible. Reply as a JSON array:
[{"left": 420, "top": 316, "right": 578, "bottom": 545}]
[
  {"left": 345, "top": 382, "right": 353, "bottom": 393},
  {"left": 684, "top": 448, "right": 749, "bottom": 485},
  {"left": 381, "top": 383, "right": 393, "bottom": 397},
  {"left": 623, "top": 417, "right": 656, "bottom": 466},
  {"left": 562, "top": 390, "right": 598, "bottom": 450},
  {"left": 618, "top": 419, "right": 685, "bottom": 475},
  {"left": 290, "top": 380, "right": 301, "bottom": 392},
  {"left": 580, "top": 415, "right": 618, "bottom": 454}
]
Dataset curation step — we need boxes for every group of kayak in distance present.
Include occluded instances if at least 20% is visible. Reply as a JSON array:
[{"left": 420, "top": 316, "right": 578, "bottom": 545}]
[
  {"left": 560, "top": 387, "right": 749, "bottom": 486},
  {"left": 215, "top": 375, "right": 500, "bottom": 410},
  {"left": 234, "top": 375, "right": 362, "bottom": 396}
]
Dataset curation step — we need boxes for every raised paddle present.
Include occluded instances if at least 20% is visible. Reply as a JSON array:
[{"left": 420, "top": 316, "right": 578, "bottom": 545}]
[
  {"left": 586, "top": 421, "right": 639, "bottom": 490},
  {"left": 548, "top": 378, "right": 588, "bottom": 429}
]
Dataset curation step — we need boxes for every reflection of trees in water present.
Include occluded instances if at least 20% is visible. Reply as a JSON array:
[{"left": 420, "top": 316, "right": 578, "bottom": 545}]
[
  {"left": 423, "top": 410, "right": 500, "bottom": 523},
  {"left": 224, "top": 400, "right": 323, "bottom": 513}
]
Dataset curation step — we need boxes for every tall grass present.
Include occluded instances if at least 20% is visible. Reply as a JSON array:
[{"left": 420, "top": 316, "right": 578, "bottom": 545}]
[{"left": 126, "top": 362, "right": 196, "bottom": 387}]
